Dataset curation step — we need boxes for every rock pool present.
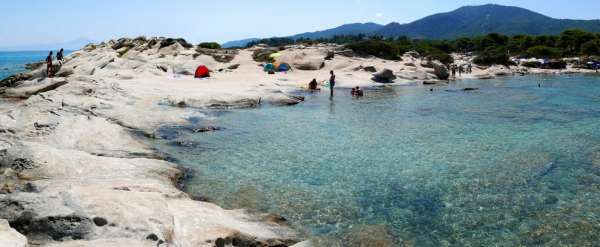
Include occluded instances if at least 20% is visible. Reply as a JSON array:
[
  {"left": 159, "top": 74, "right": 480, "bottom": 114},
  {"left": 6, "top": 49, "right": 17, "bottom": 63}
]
[{"left": 155, "top": 75, "right": 600, "bottom": 246}]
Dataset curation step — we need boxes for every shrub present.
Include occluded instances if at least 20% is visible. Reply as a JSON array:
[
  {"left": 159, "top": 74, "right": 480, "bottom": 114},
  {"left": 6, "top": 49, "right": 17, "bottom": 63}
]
[
  {"left": 474, "top": 46, "right": 512, "bottom": 66},
  {"left": 526, "top": 46, "right": 561, "bottom": 58},
  {"left": 543, "top": 60, "right": 567, "bottom": 69},
  {"left": 346, "top": 40, "right": 407, "bottom": 60},
  {"left": 198, "top": 42, "right": 222, "bottom": 49},
  {"left": 580, "top": 39, "right": 600, "bottom": 56},
  {"left": 521, "top": 61, "right": 542, "bottom": 68},
  {"left": 416, "top": 45, "right": 453, "bottom": 65},
  {"left": 159, "top": 38, "right": 193, "bottom": 49}
]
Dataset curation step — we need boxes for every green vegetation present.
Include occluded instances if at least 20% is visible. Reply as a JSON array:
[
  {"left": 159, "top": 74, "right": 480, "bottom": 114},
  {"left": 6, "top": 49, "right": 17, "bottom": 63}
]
[
  {"left": 245, "top": 29, "right": 600, "bottom": 66},
  {"left": 346, "top": 40, "right": 407, "bottom": 60},
  {"left": 159, "top": 38, "right": 193, "bottom": 49},
  {"left": 526, "top": 46, "right": 562, "bottom": 59},
  {"left": 198, "top": 42, "right": 222, "bottom": 49}
]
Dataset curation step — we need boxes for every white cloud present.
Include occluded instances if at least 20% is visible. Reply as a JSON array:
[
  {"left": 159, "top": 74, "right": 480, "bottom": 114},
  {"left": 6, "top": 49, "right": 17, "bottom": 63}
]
[{"left": 375, "top": 13, "right": 384, "bottom": 18}]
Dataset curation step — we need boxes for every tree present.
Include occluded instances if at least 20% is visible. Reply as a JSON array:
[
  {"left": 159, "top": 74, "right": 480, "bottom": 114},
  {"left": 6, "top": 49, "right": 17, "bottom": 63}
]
[
  {"left": 580, "top": 39, "right": 600, "bottom": 56},
  {"left": 474, "top": 46, "right": 512, "bottom": 66},
  {"left": 558, "top": 29, "right": 595, "bottom": 56},
  {"left": 526, "top": 46, "right": 561, "bottom": 58},
  {"left": 198, "top": 42, "right": 221, "bottom": 49},
  {"left": 453, "top": 37, "right": 475, "bottom": 53}
]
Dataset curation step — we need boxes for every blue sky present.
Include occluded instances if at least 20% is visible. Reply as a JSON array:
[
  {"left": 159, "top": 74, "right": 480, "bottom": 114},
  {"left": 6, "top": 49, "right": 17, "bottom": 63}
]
[{"left": 1, "top": 0, "right": 599, "bottom": 49}]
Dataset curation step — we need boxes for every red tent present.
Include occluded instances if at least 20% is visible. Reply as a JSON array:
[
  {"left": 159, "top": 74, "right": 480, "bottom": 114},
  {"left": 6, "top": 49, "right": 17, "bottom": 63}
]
[{"left": 194, "top": 65, "right": 210, "bottom": 78}]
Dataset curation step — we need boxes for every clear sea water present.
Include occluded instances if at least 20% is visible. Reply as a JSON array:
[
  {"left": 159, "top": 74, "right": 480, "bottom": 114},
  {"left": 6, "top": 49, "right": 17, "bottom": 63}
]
[{"left": 156, "top": 75, "right": 600, "bottom": 246}]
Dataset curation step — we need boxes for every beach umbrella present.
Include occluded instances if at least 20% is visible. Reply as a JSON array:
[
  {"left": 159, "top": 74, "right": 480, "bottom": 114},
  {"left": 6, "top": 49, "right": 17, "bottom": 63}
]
[{"left": 269, "top": 53, "right": 282, "bottom": 58}]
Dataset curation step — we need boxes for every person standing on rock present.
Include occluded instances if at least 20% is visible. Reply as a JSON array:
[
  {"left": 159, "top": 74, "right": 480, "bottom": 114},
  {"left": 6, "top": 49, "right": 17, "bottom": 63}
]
[
  {"left": 329, "top": 70, "right": 336, "bottom": 97},
  {"left": 57, "top": 48, "right": 64, "bottom": 63},
  {"left": 46, "top": 51, "right": 53, "bottom": 77}
]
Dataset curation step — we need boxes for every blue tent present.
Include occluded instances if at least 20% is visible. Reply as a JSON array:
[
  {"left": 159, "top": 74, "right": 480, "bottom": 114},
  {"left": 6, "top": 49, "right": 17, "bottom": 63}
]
[
  {"left": 278, "top": 63, "right": 291, "bottom": 72},
  {"left": 264, "top": 63, "right": 275, "bottom": 72}
]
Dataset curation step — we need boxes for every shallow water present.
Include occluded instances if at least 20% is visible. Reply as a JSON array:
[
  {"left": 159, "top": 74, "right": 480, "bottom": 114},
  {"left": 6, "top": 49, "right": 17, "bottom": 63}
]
[
  {"left": 0, "top": 51, "right": 48, "bottom": 80},
  {"left": 155, "top": 75, "right": 600, "bottom": 246}
]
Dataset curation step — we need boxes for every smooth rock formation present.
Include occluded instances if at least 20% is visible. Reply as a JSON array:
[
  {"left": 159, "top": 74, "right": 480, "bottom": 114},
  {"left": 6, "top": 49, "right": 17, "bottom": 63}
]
[{"left": 0, "top": 219, "right": 27, "bottom": 247}]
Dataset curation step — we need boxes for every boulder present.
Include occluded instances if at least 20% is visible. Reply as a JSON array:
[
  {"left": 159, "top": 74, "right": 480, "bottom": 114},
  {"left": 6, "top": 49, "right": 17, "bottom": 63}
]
[
  {"left": 55, "top": 68, "right": 74, "bottom": 78},
  {"left": 295, "top": 61, "right": 324, "bottom": 70},
  {"left": 423, "top": 80, "right": 441, "bottom": 85},
  {"left": 159, "top": 38, "right": 193, "bottom": 49},
  {"left": 324, "top": 51, "right": 335, "bottom": 60},
  {"left": 406, "top": 51, "right": 420, "bottom": 58},
  {"left": 227, "top": 64, "right": 240, "bottom": 70},
  {"left": 252, "top": 48, "right": 279, "bottom": 62},
  {"left": 111, "top": 38, "right": 134, "bottom": 50},
  {"left": 3, "top": 78, "right": 68, "bottom": 99},
  {"left": 426, "top": 61, "right": 449, "bottom": 80},
  {"left": 197, "top": 48, "right": 238, "bottom": 63},
  {"left": 194, "top": 126, "right": 225, "bottom": 133},
  {"left": 371, "top": 69, "right": 397, "bottom": 83},
  {"left": 363, "top": 66, "right": 377, "bottom": 73},
  {"left": 173, "top": 66, "right": 194, "bottom": 76},
  {"left": 335, "top": 49, "right": 355, "bottom": 57}
]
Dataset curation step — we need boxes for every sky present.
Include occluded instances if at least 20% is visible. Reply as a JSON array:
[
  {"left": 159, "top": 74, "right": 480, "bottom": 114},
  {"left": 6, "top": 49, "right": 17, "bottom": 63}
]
[{"left": 1, "top": 0, "right": 599, "bottom": 50}]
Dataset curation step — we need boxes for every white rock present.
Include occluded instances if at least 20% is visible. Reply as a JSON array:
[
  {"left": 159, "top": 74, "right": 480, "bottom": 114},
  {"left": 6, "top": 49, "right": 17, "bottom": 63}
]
[{"left": 0, "top": 219, "right": 27, "bottom": 247}]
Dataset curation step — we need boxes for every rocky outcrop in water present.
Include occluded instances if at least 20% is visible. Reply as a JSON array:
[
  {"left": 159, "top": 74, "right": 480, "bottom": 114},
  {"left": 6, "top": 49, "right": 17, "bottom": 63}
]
[{"left": 372, "top": 69, "right": 397, "bottom": 83}]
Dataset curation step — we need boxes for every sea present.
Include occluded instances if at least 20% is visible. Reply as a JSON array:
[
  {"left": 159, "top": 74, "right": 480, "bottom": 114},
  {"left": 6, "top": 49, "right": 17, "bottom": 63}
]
[
  {"left": 0, "top": 51, "right": 70, "bottom": 80},
  {"left": 153, "top": 74, "right": 600, "bottom": 246}
]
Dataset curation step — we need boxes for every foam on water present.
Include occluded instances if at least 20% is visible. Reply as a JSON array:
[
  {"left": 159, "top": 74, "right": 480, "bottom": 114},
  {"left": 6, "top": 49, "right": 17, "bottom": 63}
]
[{"left": 154, "top": 75, "right": 600, "bottom": 246}]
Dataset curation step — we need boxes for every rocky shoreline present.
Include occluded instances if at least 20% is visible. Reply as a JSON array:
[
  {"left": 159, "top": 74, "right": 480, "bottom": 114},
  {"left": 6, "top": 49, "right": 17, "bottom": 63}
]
[{"left": 1, "top": 37, "right": 598, "bottom": 247}]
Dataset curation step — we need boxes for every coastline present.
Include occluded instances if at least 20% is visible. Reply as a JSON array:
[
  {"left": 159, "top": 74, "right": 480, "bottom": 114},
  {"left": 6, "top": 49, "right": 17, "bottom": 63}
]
[{"left": 1, "top": 38, "right": 598, "bottom": 246}]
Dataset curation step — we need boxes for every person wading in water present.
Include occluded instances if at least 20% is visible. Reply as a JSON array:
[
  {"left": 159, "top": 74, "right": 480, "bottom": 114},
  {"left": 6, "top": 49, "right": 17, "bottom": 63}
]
[{"left": 329, "top": 70, "right": 336, "bottom": 97}]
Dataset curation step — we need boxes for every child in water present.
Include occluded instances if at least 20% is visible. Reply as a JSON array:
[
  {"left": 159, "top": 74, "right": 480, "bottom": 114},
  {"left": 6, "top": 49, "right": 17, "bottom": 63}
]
[{"left": 351, "top": 86, "right": 364, "bottom": 97}]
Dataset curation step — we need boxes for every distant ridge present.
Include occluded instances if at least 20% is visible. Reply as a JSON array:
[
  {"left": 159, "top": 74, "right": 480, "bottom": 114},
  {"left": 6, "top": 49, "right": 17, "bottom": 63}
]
[
  {"left": 375, "top": 4, "right": 600, "bottom": 39},
  {"left": 223, "top": 4, "right": 600, "bottom": 47},
  {"left": 289, "top": 22, "right": 384, "bottom": 40},
  {"left": 221, "top": 38, "right": 261, "bottom": 48}
]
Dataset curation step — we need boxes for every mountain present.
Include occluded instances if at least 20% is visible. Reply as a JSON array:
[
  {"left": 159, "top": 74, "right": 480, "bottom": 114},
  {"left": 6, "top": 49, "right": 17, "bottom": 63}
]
[
  {"left": 222, "top": 38, "right": 261, "bottom": 48},
  {"left": 0, "top": 37, "right": 95, "bottom": 51},
  {"left": 223, "top": 4, "right": 600, "bottom": 46},
  {"left": 375, "top": 4, "right": 600, "bottom": 39},
  {"left": 222, "top": 23, "right": 383, "bottom": 48},
  {"left": 289, "top": 22, "right": 384, "bottom": 40}
]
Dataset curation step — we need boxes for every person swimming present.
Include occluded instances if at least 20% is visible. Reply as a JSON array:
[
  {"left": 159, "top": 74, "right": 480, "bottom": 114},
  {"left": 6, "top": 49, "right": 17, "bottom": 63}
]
[
  {"left": 352, "top": 86, "right": 364, "bottom": 97},
  {"left": 308, "top": 78, "right": 319, "bottom": 90}
]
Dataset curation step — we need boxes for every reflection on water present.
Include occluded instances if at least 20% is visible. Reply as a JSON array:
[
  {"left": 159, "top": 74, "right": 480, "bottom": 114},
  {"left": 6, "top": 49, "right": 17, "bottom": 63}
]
[{"left": 154, "top": 75, "right": 600, "bottom": 246}]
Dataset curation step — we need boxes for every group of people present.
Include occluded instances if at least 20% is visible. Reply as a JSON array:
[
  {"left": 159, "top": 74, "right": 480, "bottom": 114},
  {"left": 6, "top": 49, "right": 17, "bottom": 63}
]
[
  {"left": 307, "top": 70, "right": 364, "bottom": 98},
  {"left": 450, "top": 63, "right": 473, "bottom": 79},
  {"left": 45, "top": 48, "right": 65, "bottom": 77}
]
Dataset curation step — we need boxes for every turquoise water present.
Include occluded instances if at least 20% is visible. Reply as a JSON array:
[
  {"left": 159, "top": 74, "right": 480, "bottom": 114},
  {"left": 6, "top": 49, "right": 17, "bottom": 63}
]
[
  {"left": 0, "top": 51, "right": 70, "bottom": 80},
  {"left": 155, "top": 75, "right": 600, "bottom": 246}
]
